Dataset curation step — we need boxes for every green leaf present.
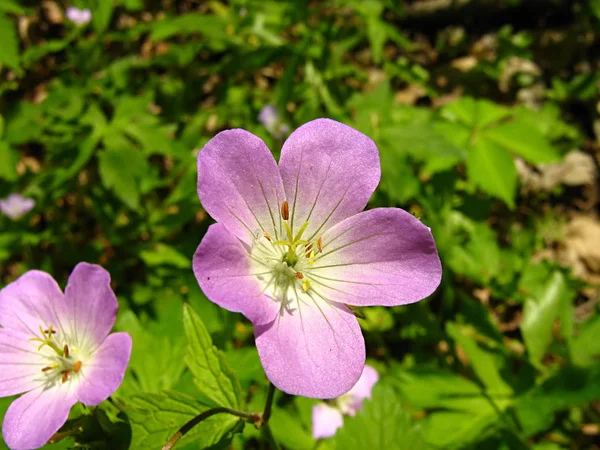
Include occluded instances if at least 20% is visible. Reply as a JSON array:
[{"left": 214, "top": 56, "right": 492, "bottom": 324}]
[
  {"left": 270, "top": 407, "right": 314, "bottom": 450},
  {"left": 116, "top": 310, "right": 186, "bottom": 395},
  {"left": 183, "top": 304, "right": 242, "bottom": 409},
  {"left": 466, "top": 138, "right": 517, "bottom": 208},
  {"left": 447, "top": 322, "right": 513, "bottom": 395},
  {"left": 571, "top": 314, "right": 600, "bottom": 366},
  {"left": 366, "top": 16, "right": 386, "bottom": 64},
  {"left": 0, "top": 13, "right": 20, "bottom": 73},
  {"left": 89, "top": 0, "right": 114, "bottom": 34},
  {"left": 0, "top": 142, "right": 18, "bottom": 181},
  {"left": 139, "top": 243, "right": 191, "bottom": 269},
  {"left": 335, "top": 383, "right": 430, "bottom": 450},
  {"left": 484, "top": 120, "right": 560, "bottom": 163},
  {"left": 128, "top": 390, "right": 242, "bottom": 450},
  {"left": 98, "top": 135, "right": 150, "bottom": 210},
  {"left": 515, "top": 365, "right": 600, "bottom": 436},
  {"left": 150, "top": 13, "right": 227, "bottom": 41},
  {"left": 521, "top": 272, "right": 574, "bottom": 365}
]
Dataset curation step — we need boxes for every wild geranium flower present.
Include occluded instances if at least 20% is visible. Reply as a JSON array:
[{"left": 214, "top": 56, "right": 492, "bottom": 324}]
[
  {"left": 258, "top": 105, "right": 290, "bottom": 139},
  {"left": 193, "top": 118, "right": 441, "bottom": 398},
  {"left": 312, "top": 364, "right": 379, "bottom": 439},
  {"left": 0, "top": 263, "right": 132, "bottom": 450},
  {"left": 66, "top": 7, "right": 92, "bottom": 26},
  {"left": 0, "top": 194, "right": 35, "bottom": 220}
]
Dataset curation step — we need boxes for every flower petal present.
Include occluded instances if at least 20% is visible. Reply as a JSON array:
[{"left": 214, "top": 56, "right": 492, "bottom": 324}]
[
  {"left": 0, "top": 328, "right": 45, "bottom": 396},
  {"left": 0, "top": 271, "right": 63, "bottom": 336},
  {"left": 305, "top": 208, "right": 441, "bottom": 307},
  {"left": 278, "top": 119, "right": 380, "bottom": 241},
  {"left": 76, "top": 332, "right": 132, "bottom": 406},
  {"left": 348, "top": 364, "right": 379, "bottom": 401},
  {"left": 58, "top": 263, "right": 118, "bottom": 350},
  {"left": 254, "top": 297, "right": 365, "bottom": 398},
  {"left": 193, "top": 223, "right": 280, "bottom": 326},
  {"left": 198, "top": 129, "right": 286, "bottom": 244},
  {"left": 312, "top": 403, "right": 344, "bottom": 439},
  {"left": 2, "top": 383, "right": 77, "bottom": 450}
]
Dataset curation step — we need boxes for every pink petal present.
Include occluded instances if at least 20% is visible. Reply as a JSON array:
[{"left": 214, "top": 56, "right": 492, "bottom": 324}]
[
  {"left": 0, "top": 328, "right": 45, "bottom": 396},
  {"left": 344, "top": 364, "right": 379, "bottom": 415},
  {"left": 76, "top": 332, "right": 132, "bottom": 406},
  {"left": 305, "top": 208, "right": 441, "bottom": 307},
  {"left": 312, "top": 403, "right": 344, "bottom": 439},
  {"left": 255, "top": 299, "right": 365, "bottom": 399},
  {"left": 197, "top": 129, "right": 286, "bottom": 245},
  {"left": 2, "top": 384, "right": 77, "bottom": 450},
  {"left": 278, "top": 119, "right": 380, "bottom": 242},
  {"left": 193, "top": 223, "right": 280, "bottom": 326},
  {"left": 0, "top": 271, "right": 63, "bottom": 336},
  {"left": 348, "top": 364, "right": 379, "bottom": 400},
  {"left": 58, "top": 263, "right": 118, "bottom": 350}
]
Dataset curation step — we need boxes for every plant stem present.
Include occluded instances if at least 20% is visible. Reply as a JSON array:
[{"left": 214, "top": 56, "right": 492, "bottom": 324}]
[
  {"left": 261, "top": 382, "right": 277, "bottom": 426},
  {"left": 162, "top": 407, "right": 260, "bottom": 450}
]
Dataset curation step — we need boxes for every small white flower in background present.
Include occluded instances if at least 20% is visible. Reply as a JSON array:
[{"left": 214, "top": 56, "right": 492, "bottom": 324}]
[
  {"left": 258, "top": 105, "right": 291, "bottom": 139},
  {"left": 66, "top": 7, "right": 92, "bottom": 26},
  {"left": 0, "top": 194, "right": 35, "bottom": 220},
  {"left": 312, "top": 365, "right": 379, "bottom": 439}
]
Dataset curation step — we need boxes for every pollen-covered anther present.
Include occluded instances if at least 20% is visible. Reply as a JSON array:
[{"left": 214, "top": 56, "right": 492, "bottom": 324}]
[
  {"left": 302, "top": 278, "right": 311, "bottom": 292},
  {"left": 73, "top": 361, "right": 83, "bottom": 373},
  {"left": 263, "top": 232, "right": 272, "bottom": 242},
  {"left": 295, "top": 272, "right": 304, "bottom": 279},
  {"left": 316, "top": 236, "right": 323, "bottom": 253},
  {"left": 61, "top": 371, "right": 71, "bottom": 383},
  {"left": 281, "top": 201, "right": 289, "bottom": 221},
  {"left": 41, "top": 366, "right": 54, "bottom": 372},
  {"left": 63, "top": 344, "right": 69, "bottom": 357}
]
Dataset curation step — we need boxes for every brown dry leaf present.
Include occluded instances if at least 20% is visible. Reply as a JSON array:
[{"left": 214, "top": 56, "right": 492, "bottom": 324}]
[
  {"left": 498, "top": 56, "right": 540, "bottom": 93},
  {"left": 556, "top": 215, "right": 600, "bottom": 285},
  {"left": 451, "top": 56, "right": 478, "bottom": 73},
  {"left": 394, "top": 84, "right": 426, "bottom": 105},
  {"left": 517, "top": 150, "right": 597, "bottom": 191}
]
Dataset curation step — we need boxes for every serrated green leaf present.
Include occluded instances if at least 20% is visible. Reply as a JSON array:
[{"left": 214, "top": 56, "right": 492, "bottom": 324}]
[
  {"left": 484, "top": 120, "right": 560, "bottom": 163},
  {"left": 515, "top": 366, "right": 600, "bottom": 437},
  {"left": 128, "top": 390, "right": 242, "bottom": 450},
  {"left": 183, "top": 304, "right": 242, "bottom": 409},
  {"left": 466, "top": 138, "right": 517, "bottom": 208},
  {"left": 521, "top": 272, "right": 574, "bottom": 365},
  {"left": 335, "top": 384, "right": 431, "bottom": 450}
]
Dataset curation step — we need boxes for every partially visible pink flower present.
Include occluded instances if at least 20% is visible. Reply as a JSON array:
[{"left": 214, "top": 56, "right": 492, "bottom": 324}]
[
  {"left": 0, "top": 263, "right": 132, "bottom": 450},
  {"left": 66, "top": 7, "right": 92, "bottom": 25},
  {"left": 193, "top": 118, "right": 441, "bottom": 399},
  {"left": 312, "top": 365, "right": 379, "bottom": 439},
  {"left": 0, "top": 194, "right": 35, "bottom": 220},
  {"left": 258, "top": 105, "right": 290, "bottom": 139}
]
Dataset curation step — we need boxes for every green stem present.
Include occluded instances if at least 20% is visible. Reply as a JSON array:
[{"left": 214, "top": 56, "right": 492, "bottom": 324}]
[
  {"left": 261, "top": 382, "right": 277, "bottom": 426},
  {"left": 162, "top": 407, "right": 260, "bottom": 450}
]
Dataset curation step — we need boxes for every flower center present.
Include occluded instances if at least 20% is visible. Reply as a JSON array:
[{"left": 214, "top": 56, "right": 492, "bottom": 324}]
[
  {"left": 31, "top": 325, "right": 84, "bottom": 385},
  {"left": 250, "top": 201, "right": 325, "bottom": 308}
]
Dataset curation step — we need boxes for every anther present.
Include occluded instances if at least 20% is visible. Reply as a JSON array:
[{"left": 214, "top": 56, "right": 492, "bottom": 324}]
[
  {"left": 302, "top": 278, "right": 311, "bottom": 292},
  {"left": 263, "top": 232, "right": 272, "bottom": 242},
  {"left": 281, "top": 201, "right": 289, "bottom": 221},
  {"left": 316, "top": 236, "right": 323, "bottom": 253},
  {"left": 73, "top": 361, "right": 83, "bottom": 373},
  {"left": 61, "top": 371, "right": 71, "bottom": 383},
  {"left": 43, "top": 329, "right": 56, "bottom": 335},
  {"left": 42, "top": 366, "right": 54, "bottom": 372},
  {"left": 295, "top": 272, "right": 304, "bottom": 279},
  {"left": 64, "top": 344, "right": 69, "bottom": 357}
]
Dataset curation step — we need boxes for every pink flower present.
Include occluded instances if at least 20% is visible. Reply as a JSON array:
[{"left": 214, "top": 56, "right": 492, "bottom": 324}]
[
  {"left": 66, "top": 7, "right": 92, "bottom": 26},
  {"left": 258, "top": 105, "right": 290, "bottom": 139},
  {"left": 0, "top": 194, "right": 35, "bottom": 220},
  {"left": 312, "top": 365, "right": 379, "bottom": 439},
  {"left": 0, "top": 263, "right": 132, "bottom": 449},
  {"left": 193, "top": 118, "right": 441, "bottom": 398}
]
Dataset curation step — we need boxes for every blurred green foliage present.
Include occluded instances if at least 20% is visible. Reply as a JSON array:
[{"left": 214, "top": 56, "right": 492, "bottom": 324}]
[{"left": 1, "top": 0, "right": 599, "bottom": 449}]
